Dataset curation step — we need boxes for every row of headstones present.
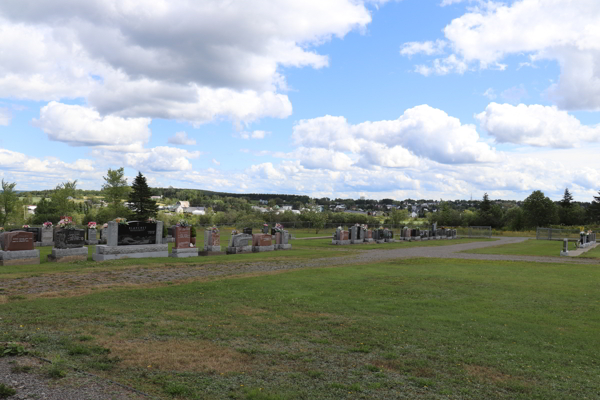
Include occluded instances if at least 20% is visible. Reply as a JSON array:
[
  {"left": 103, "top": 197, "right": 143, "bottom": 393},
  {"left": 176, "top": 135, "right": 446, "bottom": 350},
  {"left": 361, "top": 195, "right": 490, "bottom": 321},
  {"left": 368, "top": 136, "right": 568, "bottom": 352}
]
[
  {"left": 226, "top": 226, "right": 291, "bottom": 254},
  {"left": 560, "top": 233, "right": 598, "bottom": 256},
  {"left": 332, "top": 226, "right": 395, "bottom": 245},
  {"left": 399, "top": 227, "right": 457, "bottom": 241}
]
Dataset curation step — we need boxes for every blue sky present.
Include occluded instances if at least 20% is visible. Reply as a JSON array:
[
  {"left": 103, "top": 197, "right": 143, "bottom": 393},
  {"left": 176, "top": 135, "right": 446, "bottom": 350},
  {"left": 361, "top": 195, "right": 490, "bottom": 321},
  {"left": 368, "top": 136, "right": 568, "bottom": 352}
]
[{"left": 0, "top": 0, "right": 599, "bottom": 201}]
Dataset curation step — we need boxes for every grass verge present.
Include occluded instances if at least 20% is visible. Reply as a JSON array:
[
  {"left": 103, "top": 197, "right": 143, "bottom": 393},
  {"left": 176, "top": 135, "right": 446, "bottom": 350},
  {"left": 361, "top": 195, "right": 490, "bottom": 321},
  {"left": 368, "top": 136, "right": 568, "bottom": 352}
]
[{"left": 1, "top": 258, "right": 599, "bottom": 399}]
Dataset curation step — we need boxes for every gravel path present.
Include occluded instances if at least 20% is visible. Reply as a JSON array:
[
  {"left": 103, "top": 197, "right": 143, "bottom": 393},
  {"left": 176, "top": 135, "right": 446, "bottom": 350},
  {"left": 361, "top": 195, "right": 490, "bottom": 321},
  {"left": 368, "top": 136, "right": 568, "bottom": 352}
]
[
  {"left": 1, "top": 237, "right": 597, "bottom": 297},
  {"left": 0, "top": 356, "right": 147, "bottom": 400}
]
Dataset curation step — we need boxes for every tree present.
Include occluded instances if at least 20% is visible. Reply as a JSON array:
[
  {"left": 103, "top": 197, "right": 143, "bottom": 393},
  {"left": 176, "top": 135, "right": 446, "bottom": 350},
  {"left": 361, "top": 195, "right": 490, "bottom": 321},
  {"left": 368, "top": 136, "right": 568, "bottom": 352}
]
[
  {"left": 503, "top": 207, "right": 525, "bottom": 231},
  {"left": 102, "top": 167, "right": 129, "bottom": 208},
  {"left": 522, "top": 190, "right": 558, "bottom": 228},
  {"left": 389, "top": 209, "right": 409, "bottom": 227},
  {"left": 559, "top": 188, "right": 573, "bottom": 208},
  {"left": 0, "top": 179, "right": 18, "bottom": 227},
  {"left": 128, "top": 172, "right": 158, "bottom": 220},
  {"left": 590, "top": 190, "right": 600, "bottom": 223},
  {"left": 480, "top": 193, "right": 492, "bottom": 213},
  {"left": 52, "top": 181, "right": 77, "bottom": 217},
  {"left": 304, "top": 211, "right": 327, "bottom": 234}
]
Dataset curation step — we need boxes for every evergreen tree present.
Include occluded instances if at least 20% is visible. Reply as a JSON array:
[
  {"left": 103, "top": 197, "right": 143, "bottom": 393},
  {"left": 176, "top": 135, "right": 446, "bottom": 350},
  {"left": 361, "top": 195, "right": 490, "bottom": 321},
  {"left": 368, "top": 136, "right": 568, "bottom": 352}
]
[
  {"left": 480, "top": 193, "right": 492, "bottom": 213},
  {"left": 128, "top": 172, "right": 158, "bottom": 221},
  {"left": 559, "top": 188, "right": 573, "bottom": 208},
  {"left": 102, "top": 167, "right": 129, "bottom": 209}
]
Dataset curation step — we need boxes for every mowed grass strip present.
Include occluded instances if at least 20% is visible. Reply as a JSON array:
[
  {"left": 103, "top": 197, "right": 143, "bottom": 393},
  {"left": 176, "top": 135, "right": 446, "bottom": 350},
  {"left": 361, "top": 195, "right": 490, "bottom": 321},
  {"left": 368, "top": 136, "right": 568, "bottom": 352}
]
[
  {"left": 292, "top": 237, "right": 495, "bottom": 250},
  {"left": 2, "top": 258, "right": 600, "bottom": 399},
  {"left": 463, "top": 239, "right": 575, "bottom": 257}
]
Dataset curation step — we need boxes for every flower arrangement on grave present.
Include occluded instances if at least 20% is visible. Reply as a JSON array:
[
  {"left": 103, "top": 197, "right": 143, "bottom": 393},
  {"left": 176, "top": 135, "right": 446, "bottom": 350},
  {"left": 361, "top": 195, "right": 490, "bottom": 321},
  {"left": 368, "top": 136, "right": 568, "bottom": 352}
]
[
  {"left": 115, "top": 218, "right": 128, "bottom": 225},
  {"left": 337, "top": 226, "right": 343, "bottom": 231},
  {"left": 0, "top": 227, "right": 4, "bottom": 232},
  {"left": 361, "top": 224, "right": 368, "bottom": 231},
  {"left": 177, "top": 220, "right": 190, "bottom": 227},
  {"left": 103, "top": 223, "right": 108, "bottom": 229},
  {"left": 231, "top": 229, "right": 239, "bottom": 235},
  {"left": 211, "top": 225, "right": 219, "bottom": 233},
  {"left": 43, "top": 221, "right": 53, "bottom": 229},
  {"left": 22, "top": 224, "right": 30, "bottom": 228},
  {"left": 87, "top": 222, "right": 97, "bottom": 230},
  {"left": 274, "top": 223, "right": 284, "bottom": 233},
  {"left": 57, "top": 218, "right": 75, "bottom": 230},
  {"left": 147, "top": 217, "right": 157, "bottom": 224}
]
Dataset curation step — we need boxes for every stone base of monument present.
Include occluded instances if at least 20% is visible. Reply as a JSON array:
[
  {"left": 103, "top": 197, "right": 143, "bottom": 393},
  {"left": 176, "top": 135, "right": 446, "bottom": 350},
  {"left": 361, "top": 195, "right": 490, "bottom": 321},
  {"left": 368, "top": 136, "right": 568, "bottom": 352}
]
[
  {"left": 204, "top": 245, "right": 221, "bottom": 252},
  {"left": 275, "top": 244, "right": 292, "bottom": 250},
  {"left": 560, "top": 251, "right": 569, "bottom": 256},
  {"left": 376, "top": 239, "right": 386, "bottom": 244},
  {"left": 412, "top": 237, "right": 421, "bottom": 241},
  {"left": 332, "top": 240, "right": 351, "bottom": 245},
  {"left": 170, "top": 248, "right": 199, "bottom": 258},
  {"left": 253, "top": 245, "right": 275, "bottom": 252},
  {"left": 351, "top": 239, "right": 365, "bottom": 244},
  {"left": 226, "top": 246, "right": 252, "bottom": 255},
  {"left": 85, "top": 239, "right": 99, "bottom": 245},
  {"left": 385, "top": 239, "right": 396, "bottom": 243},
  {"left": 0, "top": 250, "right": 40, "bottom": 266},
  {"left": 436, "top": 236, "right": 441, "bottom": 240},
  {"left": 48, "top": 247, "right": 88, "bottom": 263},
  {"left": 364, "top": 238, "right": 374, "bottom": 243},
  {"left": 92, "top": 244, "right": 168, "bottom": 261}
]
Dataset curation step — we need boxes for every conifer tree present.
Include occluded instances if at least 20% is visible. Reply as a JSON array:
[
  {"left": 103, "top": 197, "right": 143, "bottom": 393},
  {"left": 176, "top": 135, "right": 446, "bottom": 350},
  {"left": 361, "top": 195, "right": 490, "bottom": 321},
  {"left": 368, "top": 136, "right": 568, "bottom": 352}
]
[
  {"left": 590, "top": 190, "right": 600, "bottom": 223},
  {"left": 128, "top": 172, "right": 158, "bottom": 221}
]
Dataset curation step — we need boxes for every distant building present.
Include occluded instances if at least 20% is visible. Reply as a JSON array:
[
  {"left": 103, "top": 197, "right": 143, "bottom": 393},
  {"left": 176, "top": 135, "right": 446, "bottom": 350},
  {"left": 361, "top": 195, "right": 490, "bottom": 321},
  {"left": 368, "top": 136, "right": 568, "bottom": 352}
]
[
  {"left": 183, "top": 207, "right": 205, "bottom": 215},
  {"left": 174, "top": 201, "right": 190, "bottom": 213}
]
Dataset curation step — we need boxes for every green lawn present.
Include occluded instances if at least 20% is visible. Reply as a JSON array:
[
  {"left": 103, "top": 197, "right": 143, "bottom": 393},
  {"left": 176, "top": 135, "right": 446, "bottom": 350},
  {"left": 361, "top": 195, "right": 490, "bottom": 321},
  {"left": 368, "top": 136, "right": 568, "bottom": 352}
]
[
  {"left": 579, "top": 244, "right": 600, "bottom": 258},
  {"left": 292, "top": 237, "right": 495, "bottom": 250},
  {"left": 2, "top": 258, "right": 599, "bottom": 399},
  {"left": 463, "top": 239, "right": 576, "bottom": 257}
]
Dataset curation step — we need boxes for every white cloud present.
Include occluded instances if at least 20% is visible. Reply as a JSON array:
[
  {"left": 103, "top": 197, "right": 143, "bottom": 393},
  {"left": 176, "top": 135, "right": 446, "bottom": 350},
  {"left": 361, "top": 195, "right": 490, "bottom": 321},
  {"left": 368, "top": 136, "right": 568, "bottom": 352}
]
[
  {"left": 211, "top": 158, "right": 220, "bottom": 166},
  {"left": 400, "top": 40, "right": 446, "bottom": 57},
  {"left": 34, "top": 102, "right": 151, "bottom": 152},
  {"left": 500, "top": 85, "right": 528, "bottom": 103},
  {"left": 403, "top": 0, "right": 600, "bottom": 110},
  {"left": 0, "top": 0, "right": 379, "bottom": 124},
  {"left": 0, "top": 107, "right": 11, "bottom": 125},
  {"left": 93, "top": 146, "right": 202, "bottom": 172},
  {"left": 168, "top": 131, "right": 196, "bottom": 146},
  {"left": 440, "top": 0, "right": 466, "bottom": 5},
  {"left": 246, "top": 162, "right": 285, "bottom": 180},
  {"left": 292, "top": 105, "right": 499, "bottom": 168},
  {"left": 240, "top": 130, "right": 270, "bottom": 140},
  {"left": 476, "top": 102, "right": 600, "bottom": 148},
  {"left": 414, "top": 54, "right": 468, "bottom": 76},
  {"left": 483, "top": 88, "right": 496, "bottom": 100}
]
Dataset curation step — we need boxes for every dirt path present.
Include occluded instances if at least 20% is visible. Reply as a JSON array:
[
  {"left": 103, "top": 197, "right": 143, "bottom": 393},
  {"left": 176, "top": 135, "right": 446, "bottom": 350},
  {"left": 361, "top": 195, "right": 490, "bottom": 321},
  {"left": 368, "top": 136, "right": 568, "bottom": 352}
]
[{"left": 1, "top": 237, "right": 597, "bottom": 297}]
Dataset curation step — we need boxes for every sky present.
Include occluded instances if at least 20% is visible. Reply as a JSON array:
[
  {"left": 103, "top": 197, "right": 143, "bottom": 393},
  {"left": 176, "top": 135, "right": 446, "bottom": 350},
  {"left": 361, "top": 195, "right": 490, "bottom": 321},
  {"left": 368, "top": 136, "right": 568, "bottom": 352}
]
[{"left": 0, "top": 0, "right": 599, "bottom": 202}]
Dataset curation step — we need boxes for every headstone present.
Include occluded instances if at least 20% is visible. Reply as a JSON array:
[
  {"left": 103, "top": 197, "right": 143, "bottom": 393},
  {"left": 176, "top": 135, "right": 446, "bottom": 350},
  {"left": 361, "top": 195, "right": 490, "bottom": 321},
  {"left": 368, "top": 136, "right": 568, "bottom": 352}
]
[
  {"left": 54, "top": 229, "right": 85, "bottom": 249},
  {"left": 168, "top": 226, "right": 175, "bottom": 238},
  {"left": 175, "top": 227, "right": 192, "bottom": 249},
  {"left": 243, "top": 227, "right": 253, "bottom": 235},
  {"left": 560, "top": 238, "right": 569, "bottom": 256},
  {"left": 12, "top": 228, "right": 41, "bottom": 243},
  {"left": 41, "top": 228, "right": 54, "bottom": 246},
  {"left": 4, "top": 231, "right": 35, "bottom": 251},
  {"left": 49, "top": 228, "right": 87, "bottom": 262},
  {"left": 117, "top": 221, "right": 159, "bottom": 246},
  {"left": 262, "top": 225, "right": 269, "bottom": 234},
  {"left": 252, "top": 233, "right": 274, "bottom": 252},
  {"left": 226, "top": 233, "right": 253, "bottom": 254},
  {"left": 93, "top": 221, "right": 167, "bottom": 261},
  {"left": 203, "top": 229, "right": 221, "bottom": 253},
  {"left": 332, "top": 228, "right": 351, "bottom": 245},
  {"left": 87, "top": 229, "right": 98, "bottom": 243},
  {"left": 0, "top": 231, "right": 40, "bottom": 266}
]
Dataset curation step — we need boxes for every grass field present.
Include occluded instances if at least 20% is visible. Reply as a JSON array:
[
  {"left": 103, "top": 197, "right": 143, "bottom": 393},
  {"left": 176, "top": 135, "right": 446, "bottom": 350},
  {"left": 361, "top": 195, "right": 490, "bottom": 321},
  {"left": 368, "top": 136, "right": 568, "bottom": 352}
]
[
  {"left": 1, "top": 258, "right": 599, "bottom": 399},
  {"left": 463, "top": 239, "right": 576, "bottom": 257},
  {"left": 464, "top": 239, "right": 600, "bottom": 259}
]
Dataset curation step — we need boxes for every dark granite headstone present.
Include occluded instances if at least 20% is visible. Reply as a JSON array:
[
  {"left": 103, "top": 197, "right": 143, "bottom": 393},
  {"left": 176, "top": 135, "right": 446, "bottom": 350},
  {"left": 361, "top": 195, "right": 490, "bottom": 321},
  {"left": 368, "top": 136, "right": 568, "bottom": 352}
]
[
  {"left": 243, "top": 227, "right": 253, "bottom": 235},
  {"left": 55, "top": 229, "right": 85, "bottom": 249},
  {"left": 262, "top": 226, "right": 269, "bottom": 234},
  {"left": 117, "top": 222, "right": 157, "bottom": 246},
  {"left": 10, "top": 228, "right": 41, "bottom": 243}
]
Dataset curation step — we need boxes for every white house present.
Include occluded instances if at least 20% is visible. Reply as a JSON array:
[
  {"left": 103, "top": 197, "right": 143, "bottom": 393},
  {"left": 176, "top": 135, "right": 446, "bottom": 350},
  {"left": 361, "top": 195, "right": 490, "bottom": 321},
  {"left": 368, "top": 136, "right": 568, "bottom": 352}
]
[
  {"left": 174, "top": 201, "right": 190, "bottom": 213},
  {"left": 183, "top": 207, "right": 205, "bottom": 215},
  {"left": 280, "top": 205, "right": 292, "bottom": 211}
]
